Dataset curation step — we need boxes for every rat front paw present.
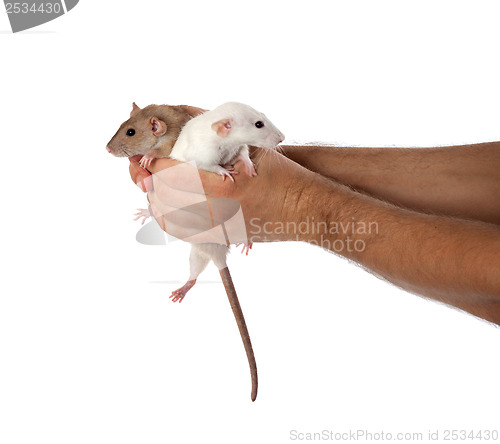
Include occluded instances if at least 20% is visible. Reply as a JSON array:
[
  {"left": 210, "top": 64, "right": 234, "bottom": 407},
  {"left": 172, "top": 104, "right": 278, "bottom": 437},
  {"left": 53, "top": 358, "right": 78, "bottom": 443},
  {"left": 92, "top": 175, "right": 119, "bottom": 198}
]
[
  {"left": 139, "top": 155, "right": 153, "bottom": 169},
  {"left": 214, "top": 165, "right": 239, "bottom": 182}
]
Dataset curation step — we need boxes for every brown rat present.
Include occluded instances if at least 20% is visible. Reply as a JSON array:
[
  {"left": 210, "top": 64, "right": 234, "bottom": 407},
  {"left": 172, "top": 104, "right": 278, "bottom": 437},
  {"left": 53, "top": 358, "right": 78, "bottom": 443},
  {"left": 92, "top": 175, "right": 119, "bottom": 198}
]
[{"left": 106, "top": 103, "right": 192, "bottom": 169}]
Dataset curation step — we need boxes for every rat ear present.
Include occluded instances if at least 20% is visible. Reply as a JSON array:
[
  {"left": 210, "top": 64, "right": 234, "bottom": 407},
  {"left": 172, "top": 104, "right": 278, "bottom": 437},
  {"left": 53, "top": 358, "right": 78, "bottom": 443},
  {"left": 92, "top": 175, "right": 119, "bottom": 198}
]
[
  {"left": 151, "top": 117, "right": 167, "bottom": 136},
  {"left": 130, "top": 102, "right": 141, "bottom": 117},
  {"left": 211, "top": 119, "right": 233, "bottom": 137}
]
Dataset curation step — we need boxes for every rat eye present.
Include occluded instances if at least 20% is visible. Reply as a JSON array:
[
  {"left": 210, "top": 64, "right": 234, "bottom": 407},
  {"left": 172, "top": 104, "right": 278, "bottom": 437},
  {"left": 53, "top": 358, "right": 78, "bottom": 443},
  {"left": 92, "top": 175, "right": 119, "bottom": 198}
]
[
  {"left": 255, "top": 121, "right": 264, "bottom": 128},
  {"left": 126, "top": 128, "right": 136, "bottom": 136}
]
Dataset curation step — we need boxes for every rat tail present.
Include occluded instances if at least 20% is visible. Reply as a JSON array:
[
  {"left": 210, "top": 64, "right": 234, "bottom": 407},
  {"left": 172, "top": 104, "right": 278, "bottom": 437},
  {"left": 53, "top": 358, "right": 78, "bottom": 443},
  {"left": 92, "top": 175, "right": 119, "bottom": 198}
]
[{"left": 219, "top": 267, "right": 258, "bottom": 402}]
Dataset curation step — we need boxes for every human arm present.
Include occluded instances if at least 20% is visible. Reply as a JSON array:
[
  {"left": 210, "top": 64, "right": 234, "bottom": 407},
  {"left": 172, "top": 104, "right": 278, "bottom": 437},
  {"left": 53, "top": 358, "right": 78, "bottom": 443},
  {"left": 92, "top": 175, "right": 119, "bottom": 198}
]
[
  {"left": 288, "top": 166, "right": 500, "bottom": 325},
  {"left": 130, "top": 147, "right": 500, "bottom": 325},
  {"left": 278, "top": 142, "right": 500, "bottom": 225}
]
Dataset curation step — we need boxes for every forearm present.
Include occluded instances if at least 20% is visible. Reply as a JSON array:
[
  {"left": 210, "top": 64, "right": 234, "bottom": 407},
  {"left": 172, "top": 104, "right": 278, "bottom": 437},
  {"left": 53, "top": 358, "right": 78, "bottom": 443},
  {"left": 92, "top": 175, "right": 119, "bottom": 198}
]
[
  {"left": 278, "top": 142, "right": 500, "bottom": 225},
  {"left": 284, "top": 175, "right": 500, "bottom": 324},
  {"left": 129, "top": 148, "right": 500, "bottom": 323}
]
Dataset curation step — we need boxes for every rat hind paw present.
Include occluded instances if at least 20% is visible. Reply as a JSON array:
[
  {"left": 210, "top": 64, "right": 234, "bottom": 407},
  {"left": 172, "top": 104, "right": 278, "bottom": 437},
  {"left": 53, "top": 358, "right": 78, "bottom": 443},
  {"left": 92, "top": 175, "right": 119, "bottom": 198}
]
[
  {"left": 236, "top": 242, "right": 253, "bottom": 256},
  {"left": 242, "top": 160, "right": 257, "bottom": 177},
  {"left": 170, "top": 280, "right": 196, "bottom": 303}
]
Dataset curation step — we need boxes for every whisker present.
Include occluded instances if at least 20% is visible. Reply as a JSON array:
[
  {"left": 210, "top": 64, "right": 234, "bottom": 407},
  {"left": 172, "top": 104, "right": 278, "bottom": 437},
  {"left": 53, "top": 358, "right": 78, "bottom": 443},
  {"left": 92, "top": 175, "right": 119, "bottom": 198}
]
[{"left": 253, "top": 150, "right": 265, "bottom": 169}]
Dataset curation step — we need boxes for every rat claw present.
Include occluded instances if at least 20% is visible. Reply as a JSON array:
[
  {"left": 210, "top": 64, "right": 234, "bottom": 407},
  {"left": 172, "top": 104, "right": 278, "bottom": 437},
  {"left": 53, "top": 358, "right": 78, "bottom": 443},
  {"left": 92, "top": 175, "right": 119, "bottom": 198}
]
[
  {"left": 220, "top": 171, "right": 235, "bottom": 182},
  {"left": 215, "top": 166, "right": 238, "bottom": 182},
  {"left": 237, "top": 242, "right": 253, "bottom": 255}
]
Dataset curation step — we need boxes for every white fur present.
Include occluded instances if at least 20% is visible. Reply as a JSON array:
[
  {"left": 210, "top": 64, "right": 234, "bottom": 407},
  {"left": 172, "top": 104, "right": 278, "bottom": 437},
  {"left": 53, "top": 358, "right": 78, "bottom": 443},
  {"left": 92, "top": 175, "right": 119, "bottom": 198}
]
[
  {"left": 188, "top": 243, "right": 229, "bottom": 280},
  {"left": 170, "top": 102, "right": 285, "bottom": 169},
  {"left": 170, "top": 102, "right": 284, "bottom": 285}
]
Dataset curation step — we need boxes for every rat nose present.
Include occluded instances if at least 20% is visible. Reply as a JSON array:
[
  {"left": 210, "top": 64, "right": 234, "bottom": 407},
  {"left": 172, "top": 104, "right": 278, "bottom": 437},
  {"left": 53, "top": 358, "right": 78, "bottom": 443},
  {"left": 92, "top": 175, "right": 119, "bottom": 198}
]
[{"left": 106, "top": 145, "right": 112, "bottom": 153}]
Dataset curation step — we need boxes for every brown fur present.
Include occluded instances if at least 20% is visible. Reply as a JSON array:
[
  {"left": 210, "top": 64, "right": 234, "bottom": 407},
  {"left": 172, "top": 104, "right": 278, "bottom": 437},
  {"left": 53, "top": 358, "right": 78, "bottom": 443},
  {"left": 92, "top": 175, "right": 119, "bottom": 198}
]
[{"left": 107, "top": 104, "right": 192, "bottom": 158}]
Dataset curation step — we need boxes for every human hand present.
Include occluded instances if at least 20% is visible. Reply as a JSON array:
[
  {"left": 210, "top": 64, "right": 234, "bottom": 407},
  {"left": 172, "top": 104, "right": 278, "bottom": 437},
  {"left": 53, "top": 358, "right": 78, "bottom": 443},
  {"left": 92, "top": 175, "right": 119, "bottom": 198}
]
[{"left": 129, "top": 145, "right": 317, "bottom": 244}]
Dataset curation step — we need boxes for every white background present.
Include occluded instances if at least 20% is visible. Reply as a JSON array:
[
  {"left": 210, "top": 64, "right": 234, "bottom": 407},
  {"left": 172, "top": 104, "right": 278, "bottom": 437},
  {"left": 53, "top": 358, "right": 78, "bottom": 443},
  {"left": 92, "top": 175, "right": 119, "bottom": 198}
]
[{"left": 1, "top": 1, "right": 499, "bottom": 443}]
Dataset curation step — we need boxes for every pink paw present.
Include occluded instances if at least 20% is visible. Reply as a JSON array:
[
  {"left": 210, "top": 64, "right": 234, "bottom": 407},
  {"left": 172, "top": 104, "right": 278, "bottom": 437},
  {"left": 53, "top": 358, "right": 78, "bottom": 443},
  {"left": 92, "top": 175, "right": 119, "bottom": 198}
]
[
  {"left": 170, "top": 280, "right": 196, "bottom": 303},
  {"left": 242, "top": 161, "right": 257, "bottom": 177},
  {"left": 236, "top": 242, "right": 253, "bottom": 256},
  {"left": 139, "top": 155, "right": 153, "bottom": 169},
  {"left": 133, "top": 208, "right": 150, "bottom": 225},
  {"left": 134, "top": 208, "right": 151, "bottom": 225},
  {"left": 170, "top": 291, "right": 186, "bottom": 303}
]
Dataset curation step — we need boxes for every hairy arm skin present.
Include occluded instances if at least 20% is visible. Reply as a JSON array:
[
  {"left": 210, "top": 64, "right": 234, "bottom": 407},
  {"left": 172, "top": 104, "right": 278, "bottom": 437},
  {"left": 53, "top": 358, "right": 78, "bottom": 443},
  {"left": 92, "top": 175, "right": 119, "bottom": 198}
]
[
  {"left": 289, "top": 173, "right": 500, "bottom": 325},
  {"left": 278, "top": 142, "right": 500, "bottom": 226}
]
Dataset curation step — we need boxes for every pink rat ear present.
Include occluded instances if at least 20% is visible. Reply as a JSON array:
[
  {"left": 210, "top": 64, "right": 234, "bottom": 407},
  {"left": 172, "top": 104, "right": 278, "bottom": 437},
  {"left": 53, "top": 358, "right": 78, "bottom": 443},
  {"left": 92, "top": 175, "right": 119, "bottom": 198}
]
[
  {"left": 211, "top": 118, "right": 232, "bottom": 137},
  {"left": 151, "top": 117, "right": 167, "bottom": 136},
  {"left": 130, "top": 102, "right": 141, "bottom": 117}
]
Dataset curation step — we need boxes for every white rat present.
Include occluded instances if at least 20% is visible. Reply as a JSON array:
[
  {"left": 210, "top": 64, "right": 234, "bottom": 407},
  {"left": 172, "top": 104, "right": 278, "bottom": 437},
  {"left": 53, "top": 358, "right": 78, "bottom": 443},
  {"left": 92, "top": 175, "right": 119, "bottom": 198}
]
[
  {"left": 169, "top": 102, "right": 284, "bottom": 402},
  {"left": 168, "top": 102, "right": 285, "bottom": 301}
]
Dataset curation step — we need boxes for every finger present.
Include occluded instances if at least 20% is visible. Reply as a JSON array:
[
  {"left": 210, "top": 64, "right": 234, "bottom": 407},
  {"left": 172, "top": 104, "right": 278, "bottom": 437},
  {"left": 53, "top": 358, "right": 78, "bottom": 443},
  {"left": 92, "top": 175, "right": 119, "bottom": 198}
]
[
  {"left": 148, "top": 158, "right": 223, "bottom": 196},
  {"left": 148, "top": 157, "right": 246, "bottom": 200},
  {"left": 162, "top": 204, "right": 217, "bottom": 235},
  {"left": 151, "top": 192, "right": 242, "bottom": 231},
  {"left": 151, "top": 161, "right": 210, "bottom": 194},
  {"left": 149, "top": 167, "right": 240, "bottom": 223},
  {"left": 153, "top": 210, "right": 229, "bottom": 244},
  {"left": 150, "top": 164, "right": 207, "bottom": 206}
]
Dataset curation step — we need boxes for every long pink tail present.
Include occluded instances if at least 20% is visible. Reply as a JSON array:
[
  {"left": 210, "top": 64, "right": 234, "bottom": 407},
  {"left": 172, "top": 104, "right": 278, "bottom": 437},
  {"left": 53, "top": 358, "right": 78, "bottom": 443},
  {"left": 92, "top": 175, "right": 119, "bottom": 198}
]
[{"left": 219, "top": 267, "right": 258, "bottom": 402}]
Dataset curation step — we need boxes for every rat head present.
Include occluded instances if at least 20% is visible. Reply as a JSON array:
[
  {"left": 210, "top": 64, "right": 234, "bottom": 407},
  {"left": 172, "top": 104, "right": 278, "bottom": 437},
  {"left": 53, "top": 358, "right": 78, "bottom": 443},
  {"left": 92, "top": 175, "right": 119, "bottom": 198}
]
[
  {"left": 106, "top": 103, "right": 168, "bottom": 157},
  {"left": 211, "top": 102, "right": 285, "bottom": 149}
]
